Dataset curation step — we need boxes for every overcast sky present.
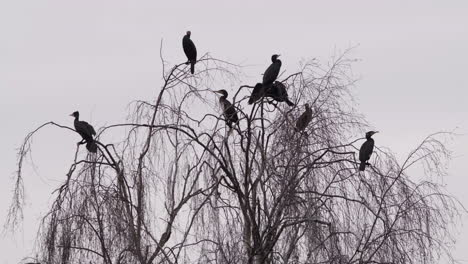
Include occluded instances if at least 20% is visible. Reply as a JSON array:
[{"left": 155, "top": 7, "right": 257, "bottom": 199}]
[{"left": 1, "top": 1, "right": 467, "bottom": 263}]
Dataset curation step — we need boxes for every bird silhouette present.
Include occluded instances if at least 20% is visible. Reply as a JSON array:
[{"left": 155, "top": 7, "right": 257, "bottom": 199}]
[
  {"left": 263, "top": 54, "right": 281, "bottom": 85},
  {"left": 359, "top": 131, "right": 378, "bottom": 171},
  {"left": 214, "top": 90, "right": 239, "bottom": 129},
  {"left": 248, "top": 83, "right": 266, "bottom": 104},
  {"left": 71, "top": 111, "right": 98, "bottom": 153},
  {"left": 182, "top": 31, "right": 197, "bottom": 74},
  {"left": 295, "top": 103, "right": 313, "bottom": 132},
  {"left": 265, "top": 81, "right": 294, "bottom": 106}
]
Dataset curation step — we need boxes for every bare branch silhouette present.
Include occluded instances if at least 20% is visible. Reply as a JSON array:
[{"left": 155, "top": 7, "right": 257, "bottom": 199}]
[{"left": 8, "top": 48, "right": 462, "bottom": 264}]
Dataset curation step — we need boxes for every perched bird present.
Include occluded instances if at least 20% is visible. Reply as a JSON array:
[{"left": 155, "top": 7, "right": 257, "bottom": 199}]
[
  {"left": 248, "top": 83, "right": 265, "bottom": 104},
  {"left": 214, "top": 90, "right": 239, "bottom": 129},
  {"left": 70, "top": 111, "right": 98, "bottom": 153},
  {"left": 295, "top": 104, "right": 312, "bottom": 132},
  {"left": 265, "top": 81, "right": 295, "bottom": 106},
  {"left": 359, "top": 131, "right": 378, "bottom": 171},
  {"left": 263, "top": 54, "right": 282, "bottom": 85},
  {"left": 182, "top": 31, "right": 197, "bottom": 74}
]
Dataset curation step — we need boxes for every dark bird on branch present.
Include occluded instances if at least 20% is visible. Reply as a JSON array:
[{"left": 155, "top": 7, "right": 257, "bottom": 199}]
[
  {"left": 359, "top": 131, "right": 378, "bottom": 171},
  {"left": 265, "top": 81, "right": 295, "bottom": 106},
  {"left": 182, "top": 30, "right": 197, "bottom": 74},
  {"left": 248, "top": 83, "right": 265, "bottom": 104},
  {"left": 70, "top": 111, "right": 98, "bottom": 153},
  {"left": 295, "top": 103, "right": 312, "bottom": 132},
  {"left": 215, "top": 90, "right": 239, "bottom": 129},
  {"left": 263, "top": 54, "right": 282, "bottom": 86}
]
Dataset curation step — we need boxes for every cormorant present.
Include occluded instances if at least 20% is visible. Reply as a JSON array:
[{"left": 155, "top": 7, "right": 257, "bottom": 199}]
[
  {"left": 248, "top": 83, "right": 265, "bottom": 104},
  {"left": 359, "top": 131, "right": 378, "bottom": 171},
  {"left": 265, "top": 81, "right": 295, "bottom": 106},
  {"left": 182, "top": 31, "right": 197, "bottom": 74},
  {"left": 70, "top": 111, "right": 98, "bottom": 153},
  {"left": 295, "top": 104, "right": 312, "bottom": 132},
  {"left": 263, "top": 54, "right": 281, "bottom": 85},
  {"left": 214, "top": 90, "right": 239, "bottom": 129}
]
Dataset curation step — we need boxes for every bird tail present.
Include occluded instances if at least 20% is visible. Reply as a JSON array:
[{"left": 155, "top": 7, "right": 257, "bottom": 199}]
[
  {"left": 359, "top": 161, "right": 366, "bottom": 171},
  {"left": 286, "top": 99, "right": 295, "bottom": 107},
  {"left": 86, "top": 140, "right": 98, "bottom": 153},
  {"left": 190, "top": 61, "right": 195, "bottom": 74}
]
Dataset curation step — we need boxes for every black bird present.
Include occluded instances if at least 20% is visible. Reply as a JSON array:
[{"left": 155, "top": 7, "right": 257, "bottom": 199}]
[
  {"left": 359, "top": 131, "right": 378, "bottom": 171},
  {"left": 214, "top": 90, "right": 239, "bottom": 129},
  {"left": 248, "top": 83, "right": 265, "bottom": 104},
  {"left": 265, "top": 81, "right": 295, "bottom": 106},
  {"left": 182, "top": 31, "right": 197, "bottom": 74},
  {"left": 263, "top": 54, "right": 282, "bottom": 85},
  {"left": 295, "top": 104, "right": 312, "bottom": 132},
  {"left": 70, "top": 111, "right": 98, "bottom": 153}
]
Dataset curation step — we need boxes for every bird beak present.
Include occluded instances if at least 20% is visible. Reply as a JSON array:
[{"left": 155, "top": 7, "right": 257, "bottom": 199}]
[
  {"left": 69, "top": 113, "right": 74, "bottom": 116},
  {"left": 214, "top": 90, "right": 223, "bottom": 94},
  {"left": 277, "top": 54, "right": 281, "bottom": 57}
]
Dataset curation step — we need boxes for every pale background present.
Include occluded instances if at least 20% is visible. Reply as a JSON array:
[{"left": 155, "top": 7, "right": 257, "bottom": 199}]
[{"left": 0, "top": 1, "right": 467, "bottom": 263}]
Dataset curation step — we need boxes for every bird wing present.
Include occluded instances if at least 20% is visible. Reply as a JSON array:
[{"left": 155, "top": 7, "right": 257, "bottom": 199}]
[
  {"left": 275, "top": 82, "right": 287, "bottom": 98},
  {"left": 266, "top": 82, "right": 288, "bottom": 101},
  {"left": 249, "top": 84, "right": 265, "bottom": 104},
  {"left": 263, "top": 62, "right": 281, "bottom": 85},
  {"left": 222, "top": 100, "right": 239, "bottom": 122},
  {"left": 74, "top": 121, "right": 93, "bottom": 141},
  {"left": 82, "top": 121, "right": 96, "bottom": 136},
  {"left": 295, "top": 111, "right": 310, "bottom": 131},
  {"left": 359, "top": 140, "right": 374, "bottom": 162},
  {"left": 183, "top": 36, "right": 197, "bottom": 61}
]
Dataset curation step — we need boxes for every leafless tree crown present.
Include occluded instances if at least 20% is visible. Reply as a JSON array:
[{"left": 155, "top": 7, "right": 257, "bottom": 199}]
[{"left": 8, "top": 48, "right": 462, "bottom": 264}]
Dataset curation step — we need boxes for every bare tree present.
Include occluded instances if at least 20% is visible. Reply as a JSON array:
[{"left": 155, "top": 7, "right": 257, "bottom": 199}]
[{"left": 8, "top": 47, "right": 462, "bottom": 264}]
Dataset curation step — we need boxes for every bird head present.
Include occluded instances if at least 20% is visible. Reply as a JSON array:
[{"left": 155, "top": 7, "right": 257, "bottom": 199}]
[
  {"left": 271, "top": 54, "right": 280, "bottom": 62},
  {"left": 186, "top": 31, "right": 191, "bottom": 37},
  {"left": 366, "top": 131, "right": 379, "bottom": 138},
  {"left": 214, "top": 89, "right": 228, "bottom": 97},
  {"left": 70, "top": 111, "right": 79, "bottom": 118}
]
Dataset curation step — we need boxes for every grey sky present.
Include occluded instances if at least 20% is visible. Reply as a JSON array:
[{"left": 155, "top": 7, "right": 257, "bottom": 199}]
[{"left": 1, "top": 0, "right": 467, "bottom": 263}]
